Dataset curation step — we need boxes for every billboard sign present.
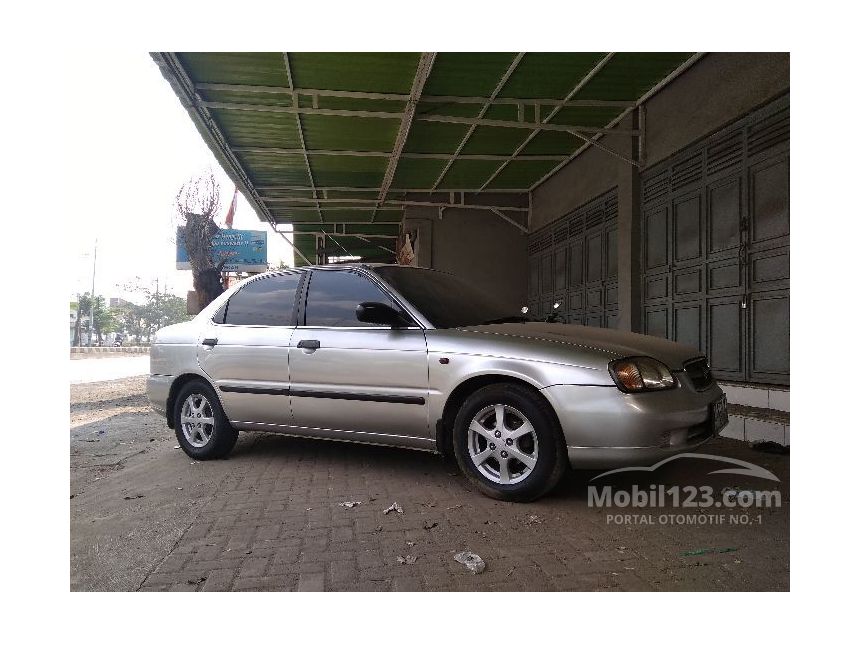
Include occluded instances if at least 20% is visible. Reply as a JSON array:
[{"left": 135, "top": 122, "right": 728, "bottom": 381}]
[{"left": 176, "top": 227, "right": 267, "bottom": 272}]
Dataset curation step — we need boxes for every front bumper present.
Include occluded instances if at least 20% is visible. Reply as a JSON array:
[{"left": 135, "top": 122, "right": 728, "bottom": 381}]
[
  {"left": 541, "top": 381, "right": 724, "bottom": 469},
  {"left": 566, "top": 437, "right": 715, "bottom": 469}
]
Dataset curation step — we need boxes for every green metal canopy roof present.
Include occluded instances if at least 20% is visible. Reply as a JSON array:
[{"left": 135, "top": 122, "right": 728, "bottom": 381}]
[{"left": 152, "top": 52, "right": 700, "bottom": 265}]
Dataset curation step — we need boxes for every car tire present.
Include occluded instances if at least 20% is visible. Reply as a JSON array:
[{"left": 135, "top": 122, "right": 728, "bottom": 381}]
[
  {"left": 452, "top": 383, "right": 568, "bottom": 502},
  {"left": 173, "top": 379, "right": 238, "bottom": 460}
]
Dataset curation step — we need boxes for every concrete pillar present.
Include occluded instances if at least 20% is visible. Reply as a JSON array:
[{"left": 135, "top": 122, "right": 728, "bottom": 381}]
[
  {"left": 616, "top": 161, "right": 641, "bottom": 333},
  {"left": 616, "top": 110, "right": 642, "bottom": 333}
]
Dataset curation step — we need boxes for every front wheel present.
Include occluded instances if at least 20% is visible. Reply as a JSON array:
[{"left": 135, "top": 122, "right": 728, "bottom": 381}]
[
  {"left": 173, "top": 380, "right": 238, "bottom": 460},
  {"left": 452, "top": 383, "right": 568, "bottom": 502}
]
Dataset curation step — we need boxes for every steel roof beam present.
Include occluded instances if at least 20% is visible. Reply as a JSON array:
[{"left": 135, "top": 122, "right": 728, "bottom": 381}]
[
  {"left": 489, "top": 207, "right": 529, "bottom": 234},
  {"left": 291, "top": 231, "right": 398, "bottom": 239},
  {"left": 528, "top": 53, "right": 706, "bottom": 191},
  {"left": 478, "top": 53, "right": 616, "bottom": 192},
  {"left": 273, "top": 207, "right": 403, "bottom": 211},
  {"left": 194, "top": 82, "right": 634, "bottom": 108},
  {"left": 259, "top": 185, "right": 527, "bottom": 194},
  {"left": 233, "top": 147, "right": 569, "bottom": 162},
  {"left": 375, "top": 53, "right": 437, "bottom": 221},
  {"left": 277, "top": 221, "right": 402, "bottom": 226},
  {"left": 198, "top": 101, "right": 638, "bottom": 137},
  {"left": 262, "top": 196, "right": 529, "bottom": 213},
  {"left": 282, "top": 53, "right": 323, "bottom": 223},
  {"left": 431, "top": 53, "right": 525, "bottom": 191}
]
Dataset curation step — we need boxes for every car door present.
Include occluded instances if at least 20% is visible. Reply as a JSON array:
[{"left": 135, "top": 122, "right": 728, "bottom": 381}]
[
  {"left": 288, "top": 268, "right": 430, "bottom": 442},
  {"left": 197, "top": 271, "right": 304, "bottom": 426}
]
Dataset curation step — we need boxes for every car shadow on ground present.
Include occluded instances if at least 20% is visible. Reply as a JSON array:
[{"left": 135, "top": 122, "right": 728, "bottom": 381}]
[{"left": 225, "top": 431, "right": 789, "bottom": 503}]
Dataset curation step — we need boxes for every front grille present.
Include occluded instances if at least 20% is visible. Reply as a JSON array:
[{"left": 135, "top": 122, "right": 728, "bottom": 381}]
[{"left": 684, "top": 357, "right": 714, "bottom": 391}]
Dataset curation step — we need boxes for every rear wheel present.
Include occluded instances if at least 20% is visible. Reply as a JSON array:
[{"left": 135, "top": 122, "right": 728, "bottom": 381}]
[
  {"left": 452, "top": 383, "right": 567, "bottom": 502},
  {"left": 173, "top": 380, "right": 238, "bottom": 460}
]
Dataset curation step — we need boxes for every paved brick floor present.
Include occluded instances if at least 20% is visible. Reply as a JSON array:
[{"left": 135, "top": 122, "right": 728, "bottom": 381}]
[{"left": 71, "top": 377, "right": 789, "bottom": 591}]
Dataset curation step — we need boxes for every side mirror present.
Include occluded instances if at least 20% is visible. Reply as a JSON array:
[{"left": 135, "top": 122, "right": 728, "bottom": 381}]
[{"left": 356, "top": 301, "right": 411, "bottom": 328}]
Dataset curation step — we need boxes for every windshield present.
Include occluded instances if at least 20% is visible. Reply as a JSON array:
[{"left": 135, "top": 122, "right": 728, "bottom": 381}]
[{"left": 372, "top": 266, "right": 526, "bottom": 329}]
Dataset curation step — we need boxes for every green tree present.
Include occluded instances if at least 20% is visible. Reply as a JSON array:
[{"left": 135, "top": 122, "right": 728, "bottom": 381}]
[
  {"left": 116, "top": 303, "right": 145, "bottom": 344},
  {"left": 113, "top": 278, "right": 193, "bottom": 343},
  {"left": 74, "top": 293, "right": 94, "bottom": 346},
  {"left": 141, "top": 290, "right": 190, "bottom": 341},
  {"left": 92, "top": 296, "right": 119, "bottom": 344}
]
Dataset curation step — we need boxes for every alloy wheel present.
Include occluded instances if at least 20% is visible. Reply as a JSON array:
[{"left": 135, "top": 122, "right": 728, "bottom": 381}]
[
  {"left": 467, "top": 404, "right": 539, "bottom": 485},
  {"left": 180, "top": 393, "right": 215, "bottom": 448}
]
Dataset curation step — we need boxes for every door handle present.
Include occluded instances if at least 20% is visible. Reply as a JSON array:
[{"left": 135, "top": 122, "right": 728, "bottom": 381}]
[
  {"left": 201, "top": 338, "right": 218, "bottom": 347},
  {"left": 297, "top": 339, "right": 320, "bottom": 350}
]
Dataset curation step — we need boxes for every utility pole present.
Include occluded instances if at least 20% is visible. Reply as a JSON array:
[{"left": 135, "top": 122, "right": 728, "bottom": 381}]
[{"left": 88, "top": 238, "right": 97, "bottom": 347}]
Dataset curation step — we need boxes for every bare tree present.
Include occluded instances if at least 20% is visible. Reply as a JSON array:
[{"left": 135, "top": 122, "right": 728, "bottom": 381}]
[{"left": 175, "top": 171, "right": 228, "bottom": 309}]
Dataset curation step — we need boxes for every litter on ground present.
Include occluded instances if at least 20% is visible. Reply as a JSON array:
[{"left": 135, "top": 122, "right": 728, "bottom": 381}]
[
  {"left": 454, "top": 551, "right": 486, "bottom": 574},
  {"left": 682, "top": 547, "right": 738, "bottom": 557}
]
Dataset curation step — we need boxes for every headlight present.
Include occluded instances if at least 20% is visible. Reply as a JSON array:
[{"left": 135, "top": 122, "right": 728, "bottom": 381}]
[{"left": 609, "top": 357, "right": 676, "bottom": 393}]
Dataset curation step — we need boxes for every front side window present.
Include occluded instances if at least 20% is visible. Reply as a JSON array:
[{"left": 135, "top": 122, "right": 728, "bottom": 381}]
[
  {"left": 304, "top": 270, "right": 398, "bottom": 327},
  {"left": 221, "top": 272, "right": 302, "bottom": 326}
]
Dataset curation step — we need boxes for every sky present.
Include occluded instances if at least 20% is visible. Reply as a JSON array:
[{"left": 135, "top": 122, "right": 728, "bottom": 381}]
[{"left": 65, "top": 52, "right": 294, "bottom": 305}]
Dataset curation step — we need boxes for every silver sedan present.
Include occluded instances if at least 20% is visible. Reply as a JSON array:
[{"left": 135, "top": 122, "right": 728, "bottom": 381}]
[{"left": 147, "top": 264, "right": 727, "bottom": 502}]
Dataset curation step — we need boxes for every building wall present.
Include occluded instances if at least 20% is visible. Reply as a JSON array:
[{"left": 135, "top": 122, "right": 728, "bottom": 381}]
[
  {"left": 530, "top": 53, "right": 790, "bottom": 334},
  {"left": 532, "top": 53, "right": 789, "bottom": 232},
  {"left": 643, "top": 53, "right": 790, "bottom": 166},
  {"left": 402, "top": 206, "right": 529, "bottom": 312}
]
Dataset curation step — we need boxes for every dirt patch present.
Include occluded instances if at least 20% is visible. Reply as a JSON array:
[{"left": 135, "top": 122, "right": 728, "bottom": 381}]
[{"left": 70, "top": 376, "right": 148, "bottom": 416}]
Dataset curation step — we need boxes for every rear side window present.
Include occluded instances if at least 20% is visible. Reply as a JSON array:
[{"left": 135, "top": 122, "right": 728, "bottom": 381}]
[
  {"left": 222, "top": 273, "right": 302, "bottom": 326},
  {"left": 304, "top": 270, "right": 396, "bottom": 327}
]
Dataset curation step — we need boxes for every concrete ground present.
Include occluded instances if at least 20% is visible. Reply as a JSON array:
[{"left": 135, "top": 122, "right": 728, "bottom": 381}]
[{"left": 71, "top": 375, "right": 789, "bottom": 592}]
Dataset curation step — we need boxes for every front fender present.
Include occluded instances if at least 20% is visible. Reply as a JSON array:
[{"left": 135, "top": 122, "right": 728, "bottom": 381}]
[{"left": 427, "top": 347, "right": 609, "bottom": 441}]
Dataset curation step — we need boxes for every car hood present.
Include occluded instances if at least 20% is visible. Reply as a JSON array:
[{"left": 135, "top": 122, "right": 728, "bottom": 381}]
[{"left": 458, "top": 322, "right": 702, "bottom": 371}]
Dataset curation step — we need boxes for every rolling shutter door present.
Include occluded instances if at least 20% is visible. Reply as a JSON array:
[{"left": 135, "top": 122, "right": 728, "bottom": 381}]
[
  {"left": 641, "top": 94, "right": 789, "bottom": 385},
  {"left": 527, "top": 189, "right": 619, "bottom": 328}
]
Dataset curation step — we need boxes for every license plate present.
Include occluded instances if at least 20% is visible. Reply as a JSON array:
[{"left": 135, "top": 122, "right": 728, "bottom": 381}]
[{"left": 711, "top": 394, "right": 729, "bottom": 435}]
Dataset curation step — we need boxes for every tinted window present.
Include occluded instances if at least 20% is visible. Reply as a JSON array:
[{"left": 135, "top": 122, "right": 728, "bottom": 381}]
[
  {"left": 304, "top": 270, "right": 397, "bottom": 327},
  {"left": 222, "top": 273, "right": 302, "bottom": 326},
  {"left": 372, "top": 266, "right": 519, "bottom": 329}
]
